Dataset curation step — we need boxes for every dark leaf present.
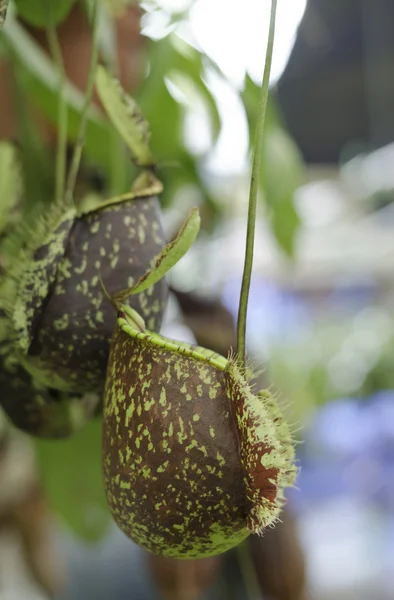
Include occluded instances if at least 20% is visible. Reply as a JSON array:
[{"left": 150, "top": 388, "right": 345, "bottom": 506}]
[{"left": 14, "top": 0, "right": 77, "bottom": 28}]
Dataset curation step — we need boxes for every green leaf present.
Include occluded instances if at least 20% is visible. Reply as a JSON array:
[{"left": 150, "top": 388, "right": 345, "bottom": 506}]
[
  {"left": 140, "top": 76, "right": 183, "bottom": 162},
  {"left": 35, "top": 419, "right": 111, "bottom": 543},
  {"left": 96, "top": 65, "right": 156, "bottom": 168},
  {"left": 0, "top": 142, "right": 21, "bottom": 235},
  {"left": 261, "top": 126, "right": 302, "bottom": 256},
  {"left": 168, "top": 37, "right": 221, "bottom": 140},
  {"left": 1, "top": 15, "right": 112, "bottom": 168},
  {"left": 115, "top": 207, "right": 201, "bottom": 302},
  {"left": 138, "top": 35, "right": 221, "bottom": 155},
  {"left": 14, "top": 0, "right": 77, "bottom": 27},
  {"left": 137, "top": 36, "right": 223, "bottom": 223},
  {"left": 241, "top": 74, "right": 302, "bottom": 256},
  {"left": 12, "top": 60, "right": 55, "bottom": 210},
  {"left": 0, "top": 0, "right": 8, "bottom": 29},
  {"left": 241, "top": 73, "right": 265, "bottom": 131},
  {"left": 270, "top": 191, "right": 301, "bottom": 256}
]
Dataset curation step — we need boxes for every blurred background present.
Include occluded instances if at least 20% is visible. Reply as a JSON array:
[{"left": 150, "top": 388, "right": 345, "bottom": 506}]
[{"left": 1, "top": 0, "right": 394, "bottom": 598}]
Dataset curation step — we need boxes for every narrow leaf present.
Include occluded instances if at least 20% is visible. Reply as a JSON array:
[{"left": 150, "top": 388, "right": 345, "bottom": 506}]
[
  {"left": 0, "top": 142, "right": 21, "bottom": 235},
  {"left": 1, "top": 16, "right": 111, "bottom": 167},
  {"left": 95, "top": 65, "right": 156, "bottom": 168},
  {"left": 114, "top": 207, "right": 201, "bottom": 303},
  {"left": 261, "top": 127, "right": 302, "bottom": 256}
]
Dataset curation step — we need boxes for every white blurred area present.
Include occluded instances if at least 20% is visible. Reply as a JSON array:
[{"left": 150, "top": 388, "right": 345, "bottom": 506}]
[
  {"left": 143, "top": 0, "right": 307, "bottom": 173},
  {"left": 143, "top": 0, "right": 307, "bottom": 85}
]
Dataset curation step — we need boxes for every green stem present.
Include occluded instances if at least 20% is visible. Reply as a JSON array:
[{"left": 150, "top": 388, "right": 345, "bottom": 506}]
[
  {"left": 65, "top": 0, "right": 100, "bottom": 205},
  {"left": 46, "top": 22, "right": 67, "bottom": 204},
  {"left": 103, "top": 10, "right": 128, "bottom": 196},
  {"left": 236, "top": 541, "right": 261, "bottom": 600},
  {"left": 236, "top": 0, "right": 277, "bottom": 368}
]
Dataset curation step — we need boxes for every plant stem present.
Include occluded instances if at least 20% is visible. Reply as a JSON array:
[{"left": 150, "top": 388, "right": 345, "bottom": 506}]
[
  {"left": 65, "top": 0, "right": 100, "bottom": 205},
  {"left": 236, "top": 0, "right": 277, "bottom": 368},
  {"left": 46, "top": 21, "right": 67, "bottom": 204},
  {"left": 236, "top": 541, "right": 261, "bottom": 600},
  {"left": 101, "top": 8, "right": 128, "bottom": 196}
]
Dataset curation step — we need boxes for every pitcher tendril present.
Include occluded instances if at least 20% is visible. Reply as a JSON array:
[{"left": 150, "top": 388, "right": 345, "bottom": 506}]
[
  {"left": 65, "top": 0, "right": 100, "bottom": 205},
  {"left": 46, "top": 14, "right": 68, "bottom": 204},
  {"left": 237, "top": 0, "right": 278, "bottom": 368}
]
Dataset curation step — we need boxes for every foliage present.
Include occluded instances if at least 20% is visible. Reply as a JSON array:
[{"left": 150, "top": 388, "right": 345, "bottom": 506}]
[
  {"left": 96, "top": 65, "right": 155, "bottom": 168},
  {"left": 266, "top": 306, "right": 394, "bottom": 426},
  {"left": 242, "top": 75, "right": 302, "bottom": 256},
  {"left": 35, "top": 419, "right": 111, "bottom": 542}
]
